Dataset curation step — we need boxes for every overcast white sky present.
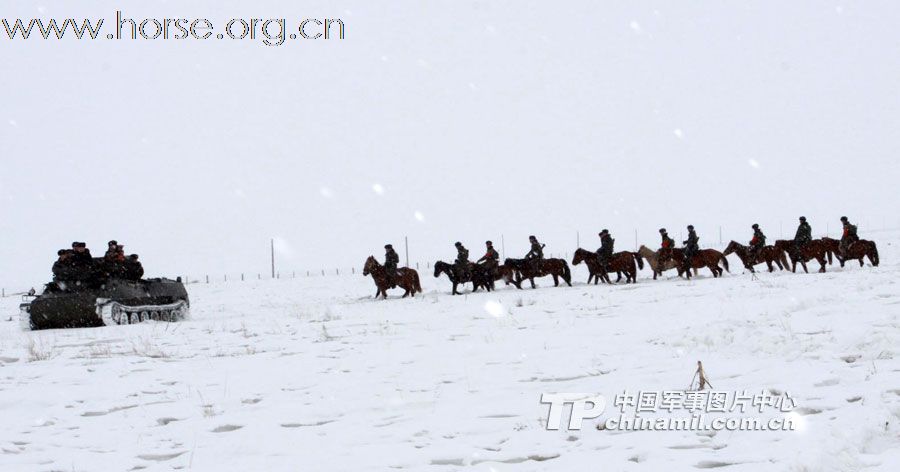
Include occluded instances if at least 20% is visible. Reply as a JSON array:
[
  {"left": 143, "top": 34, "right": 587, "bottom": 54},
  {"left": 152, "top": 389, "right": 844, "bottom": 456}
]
[{"left": 2, "top": 1, "right": 899, "bottom": 290}]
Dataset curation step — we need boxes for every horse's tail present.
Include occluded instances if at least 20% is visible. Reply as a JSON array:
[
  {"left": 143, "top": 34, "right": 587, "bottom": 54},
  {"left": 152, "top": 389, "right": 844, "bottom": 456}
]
[
  {"left": 870, "top": 242, "right": 879, "bottom": 267},
  {"left": 719, "top": 253, "right": 730, "bottom": 273},
  {"left": 826, "top": 245, "right": 833, "bottom": 265},
  {"left": 632, "top": 252, "right": 644, "bottom": 270},
  {"left": 412, "top": 270, "right": 423, "bottom": 293},
  {"left": 562, "top": 260, "right": 571, "bottom": 282}
]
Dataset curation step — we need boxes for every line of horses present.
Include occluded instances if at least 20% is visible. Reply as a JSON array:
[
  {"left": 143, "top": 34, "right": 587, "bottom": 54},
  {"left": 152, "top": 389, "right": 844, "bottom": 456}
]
[{"left": 363, "top": 236, "right": 879, "bottom": 299}]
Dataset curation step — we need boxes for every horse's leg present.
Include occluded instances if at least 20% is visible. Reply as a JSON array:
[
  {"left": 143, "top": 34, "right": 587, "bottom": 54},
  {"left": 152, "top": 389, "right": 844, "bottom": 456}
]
[
  {"left": 452, "top": 282, "right": 459, "bottom": 295},
  {"left": 800, "top": 260, "right": 808, "bottom": 274},
  {"left": 818, "top": 257, "right": 827, "bottom": 273},
  {"left": 552, "top": 274, "right": 559, "bottom": 287},
  {"left": 529, "top": 277, "right": 536, "bottom": 289},
  {"left": 766, "top": 261, "right": 774, "bottom": 272}
]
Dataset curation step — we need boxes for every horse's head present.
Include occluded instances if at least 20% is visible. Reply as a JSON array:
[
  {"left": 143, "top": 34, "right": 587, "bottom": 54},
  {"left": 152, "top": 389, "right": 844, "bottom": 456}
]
[
  {"left": 363, "top": 256, "right": 376, "bottom": 276},
  {"left": 433, "top": 261, "right": 446, "bottom": 278},
  {"left": 723, "top": 241, "right": 739, "bottom": 255},
  {"left": 572, "top": 248, "right": 587, "bottom": 265}
]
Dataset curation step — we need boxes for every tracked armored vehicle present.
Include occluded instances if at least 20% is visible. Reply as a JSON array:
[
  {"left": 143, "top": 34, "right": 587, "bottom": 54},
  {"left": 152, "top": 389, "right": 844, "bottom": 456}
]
[{"left": 20, "top": 252, "right": 189, "bottom": 330}]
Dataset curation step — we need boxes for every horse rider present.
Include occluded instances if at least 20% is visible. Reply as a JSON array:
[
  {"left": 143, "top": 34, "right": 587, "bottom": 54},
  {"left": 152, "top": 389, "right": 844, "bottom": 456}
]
[
  {"left": 525, "top": 235, "right": 545, "bottom": 272},
  {"left": 793, "top": 216, "right": 812, "bottom": 258},
  {"left": 104, "top": 240, "right": 119, "bottom": 260},
  {"left": 749, "top": 224, "right": 766, "bottom": 261},
  {"left": 839, "top": 216, "right": 859, "bottom": 258},
  {"left": 454, "top": 242, "right": 470, "bottom": 280},
  {"left": 683, "top": 225, "right": 699, "bottom": 268},
  {"left": 477, "top": 240, "right": 499, "bottom": 270},
  {"left": 384, "top": 244, "right": 399, "bottom": 288},
  {"left": 596, "top": 229, "right": 614, "bottom": 272},
  {"left": 659, "top": 228, "right": 675, "bottom": 251}
]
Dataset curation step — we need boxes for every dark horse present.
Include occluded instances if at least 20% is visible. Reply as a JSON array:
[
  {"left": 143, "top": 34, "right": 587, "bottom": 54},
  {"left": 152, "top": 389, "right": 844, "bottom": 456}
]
[
  {"left": 821, "top": 237, "right": 879, "bottom": 268},
  {"left": 571, "top": 248, "right": 643, "bottom": 284},
  {"left": 723, "top": 241, "right": 788, "bottom": 273},
  {"left": 433, "top": 261, "right": 496, "bottom": 295},
  {"left": 363, "top": 256, "right": 422, "bottom": 299},
  {"left": 504, "top": 258, "right": 572, "bottom": 289},
  {"left": 773, "top": 240, "right": 828, "bottom": 273},
  {"left": 658, "top": 248, "right": 729, "bottom": 278}
]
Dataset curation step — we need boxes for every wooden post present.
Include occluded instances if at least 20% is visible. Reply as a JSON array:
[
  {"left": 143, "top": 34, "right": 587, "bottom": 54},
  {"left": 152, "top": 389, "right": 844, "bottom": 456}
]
[
  {"left": 404, "top": 236, "right": 409, "bottom": 268},
  {"left": 270, "top": 238, "right": 275, "bottom": 279},
  {"left": 205, "top": 275, "right": 209, "bottom": 284},
  {"left": 241, "top": 273, "right": 244, "bottom": 281}
]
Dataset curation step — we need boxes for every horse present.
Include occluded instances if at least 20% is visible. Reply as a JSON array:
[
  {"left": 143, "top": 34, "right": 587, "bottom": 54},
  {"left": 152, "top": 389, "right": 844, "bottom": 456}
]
[
  {"left": 571, "top": 248, "right": 643, "bottom": 284},
  {"left": 773, "top": 240, "right": 828, "bottom": 273},
  {"left": 658, "top": 248, "right": 729, "bottom": 278},
  {"left": 821, "top": 237, "right": 879, "bottom": 268},
  {"left": 636, "top": 245, "right": 697, "bottom": 279},
  {"left": 433, "top": 261, "right": 496, "bottom": 295},
  {"left": 363, "top": 256, "right": 422, "bottom": 299},
  {"left": 504, "top": 257, "right": 572, "bottom": 289},
  {"left": 723, "top": 241, "right": 789, "bottom": 273}
]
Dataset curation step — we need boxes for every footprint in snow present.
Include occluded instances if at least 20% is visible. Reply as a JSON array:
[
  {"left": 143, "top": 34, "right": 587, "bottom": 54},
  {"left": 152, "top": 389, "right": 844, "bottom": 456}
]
[{"left": 211, "top": 424, "right": 243, "bottom": 433}]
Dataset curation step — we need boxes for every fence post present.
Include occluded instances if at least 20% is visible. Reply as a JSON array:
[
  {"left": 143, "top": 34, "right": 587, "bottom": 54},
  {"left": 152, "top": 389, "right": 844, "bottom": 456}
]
[
  {"left": 258, "top": 273, "right": 261, "bottom": 280},
  {"left": 321, "top": 269, "right": 325, "bottom": 276},
  {"left": 293, "top": 271, "right": 296, "bottom": 278},
  {"left": 307, "top": 270, "right": 310, "bottom": 277},
  {"left": 719, "top": 226, "right": 722, "bottom": 245},
  {"left": 241, "top": 273, "right": 244, "bottom": 281},
  {"left": 224, "top": 274, "right": 227, "bottom": 282},
  {"left": 352, "top": 267, "right": 355, "bottom": 274},
  {"left": 1, "top": 288, "right": 4, "bottom": 297},
  {"left": 205, "top": 275, "right": 209, "bottom": 284},
  {"left": 336, "top": 268, "right": 339, "bottom": 275}
]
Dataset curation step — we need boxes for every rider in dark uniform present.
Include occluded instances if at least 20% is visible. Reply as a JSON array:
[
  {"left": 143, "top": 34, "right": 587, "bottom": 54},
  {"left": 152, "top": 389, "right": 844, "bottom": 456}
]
[
  {"left": 525, "top": 235, "right": 545, "bottom": 272},
  {"left": 683, "top": 225, "right": 699, "bottom": 268},
  {"left": 454, "top": 242, "right": 470, "bottom": 280},
  {"left": 384, "top": 244, "right": 399, "bottom": 288},
  {"left": 839, "top": 216, "right": 859, "bottom": 257},
  {"left": 596, "top": 230, "right": 614, "bottom": 272},
  {"left": 793, "top": 216, "right": 812, "bottom": 258},
  {"left": 659, "top": 228, "right": 675, "bottom": 250},
  {"left": 749, "top": 224, "right": 766, "bottom": 261},
  {"left": 477, "top": 240, "right": 499, "bottom": 270}
]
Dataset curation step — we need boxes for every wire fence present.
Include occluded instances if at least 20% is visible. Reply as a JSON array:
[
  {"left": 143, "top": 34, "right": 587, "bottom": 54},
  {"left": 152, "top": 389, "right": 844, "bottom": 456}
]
[{"left": 3, "top": 224, "right": 896, "bottom": 296}]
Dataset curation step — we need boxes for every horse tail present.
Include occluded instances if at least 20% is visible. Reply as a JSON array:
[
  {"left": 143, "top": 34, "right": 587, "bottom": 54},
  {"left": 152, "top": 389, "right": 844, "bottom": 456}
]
[
  {"left": 826, "top": 245, "right": 833, "bottom": 265},
  {"left": 720, "top": 253, "right": 730, "bottom": 273},
  {"left": 562, "top": 260, "right": 571, "bottom": 282},
  {"left": 632, "top": 252, "right": 644, "bottom": 270},
  {"left": 871, "top": 242, "right": 879, "bottom": 267},
  {"left": 413, "top": 270, "right": 423, "bottom": 293}
]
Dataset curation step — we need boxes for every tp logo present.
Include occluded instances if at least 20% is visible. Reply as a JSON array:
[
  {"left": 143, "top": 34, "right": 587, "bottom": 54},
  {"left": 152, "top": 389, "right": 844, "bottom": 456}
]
[{"left": 541, "top": 393, "right": 606, "bottom": 430}]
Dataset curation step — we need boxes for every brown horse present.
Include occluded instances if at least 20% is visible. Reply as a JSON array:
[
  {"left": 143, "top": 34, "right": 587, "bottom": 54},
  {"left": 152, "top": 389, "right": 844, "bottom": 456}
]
[
  {"left": 723, "top": 241, "right": 789, "bottom": 273},
  {"left": 773, "top": 240, "right": 828, "bottom": 273},
  {"left": 658, "top": 248, "right": 729, "bottom": 278},
  {"left": 821, "top": 237, "right": 879, "bottom": 268},
  {"left": 504, "top": 258, "right": 572, "bottom": 289},
  {"left": 571, "top": 248, "right": 643, "bottom": 284},
  {"left": 363, "top": 256, "right": 422, "bottom": 299},
  {"left": 636, "top": 245, "right": 697, "bottom": 279},
  {"left": 433, "top": 261, "right": 495, "bottom": 295}
]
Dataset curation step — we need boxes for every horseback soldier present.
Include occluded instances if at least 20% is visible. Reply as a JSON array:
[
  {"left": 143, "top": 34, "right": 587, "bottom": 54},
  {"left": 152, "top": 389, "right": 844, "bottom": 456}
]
[
  {"left": 454, "top": 242, "right": 470, "bottom": 280},
  {"left": 525, "top": 235, "right": 545, "bottom": 272},
  {"left": 793, "top": 216, "right": 812, "bottom": 258},
  {"left": 659, "top": 228, "right": 675, "bottom": 250},
  {"left": 839, "top": 216, "right": 859, "bottom": 258},
  {"left": 749, "top": 224, "right": 766, "bottom": 261},
  {"left": 477, "top": 240, "right": 499, "bottom": 270},
  {"left": 596, "top": 230, "right": 614, "bottom": 272},
  {"left": 384, "top": 244, "right": 399, "bottom": 288},
  {"left": 683, "top": 225, "right": 700, "bottom": 268}
]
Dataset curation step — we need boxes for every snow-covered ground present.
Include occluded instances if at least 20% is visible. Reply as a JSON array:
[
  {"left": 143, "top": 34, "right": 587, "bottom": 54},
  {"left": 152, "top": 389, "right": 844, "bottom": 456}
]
[{"left": 1, "top": 234, "right": 898, "bottom": 472}]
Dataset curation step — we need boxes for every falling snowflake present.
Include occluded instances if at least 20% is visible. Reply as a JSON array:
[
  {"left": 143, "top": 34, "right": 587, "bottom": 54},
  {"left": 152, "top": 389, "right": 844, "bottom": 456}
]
[
  {"left": 748, "top": 159, "right": 760, "bottom": 169},
  {"left": 484, "top": 301, "right": 505, "bottom": 318},
  {"left": 673, "top": 129, "right": 684, "bottom": 139},
  {"left": 320, "top": 187, "right": 334, "bottom": 198},
  {"left": 414, "top": 211, "right": 425, "bottom": 222},
  {"left": 630, "top": 21, "right": 642, "bottom": 34},
  {"left": 372, "top": 183, "right": 385, "bottom": 195}
]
